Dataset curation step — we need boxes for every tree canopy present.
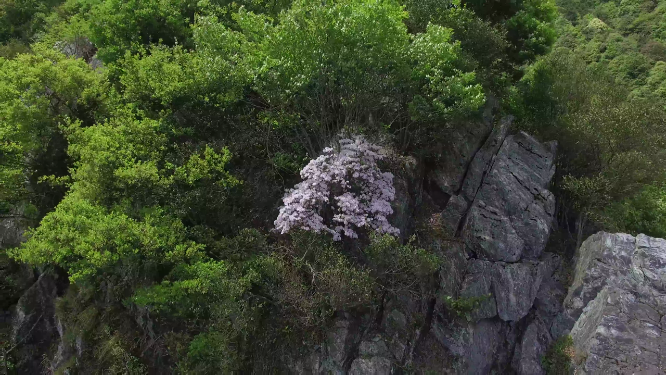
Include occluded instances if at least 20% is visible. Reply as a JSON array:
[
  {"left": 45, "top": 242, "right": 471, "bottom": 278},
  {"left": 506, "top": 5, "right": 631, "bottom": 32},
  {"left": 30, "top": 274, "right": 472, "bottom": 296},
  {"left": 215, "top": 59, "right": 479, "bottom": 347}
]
[{"left": 2, "top": 0, "right": 665, "bottom": 372}]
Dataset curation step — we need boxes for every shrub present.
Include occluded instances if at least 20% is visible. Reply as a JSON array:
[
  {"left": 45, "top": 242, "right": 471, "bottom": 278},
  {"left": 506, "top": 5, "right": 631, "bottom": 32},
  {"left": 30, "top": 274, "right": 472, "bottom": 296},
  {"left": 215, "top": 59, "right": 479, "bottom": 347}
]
[
  {"left": 511, "top": 49, "right": 666, "bottom": 226},
  {"left": 443, "top": 294, "right": 490, "bottom": 321},
  {"left": 365, "top": 233, "right": 441, "bottom": 295},
  {"left": 542, "top": 335, "right": 575, "bottom": 375}
]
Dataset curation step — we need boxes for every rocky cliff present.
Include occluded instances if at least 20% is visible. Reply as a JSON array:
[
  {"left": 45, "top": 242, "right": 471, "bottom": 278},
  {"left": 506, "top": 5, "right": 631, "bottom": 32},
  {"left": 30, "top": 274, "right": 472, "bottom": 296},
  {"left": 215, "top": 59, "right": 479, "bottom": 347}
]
[
  {"left": 6, "top": 108, "right": 664, "bottom": 374},
  {"left": 294, "top": 109, "right": 572, "bottom": 373},
  {"left": 560, "top": 232, "right": 666, "bottom": 374}
]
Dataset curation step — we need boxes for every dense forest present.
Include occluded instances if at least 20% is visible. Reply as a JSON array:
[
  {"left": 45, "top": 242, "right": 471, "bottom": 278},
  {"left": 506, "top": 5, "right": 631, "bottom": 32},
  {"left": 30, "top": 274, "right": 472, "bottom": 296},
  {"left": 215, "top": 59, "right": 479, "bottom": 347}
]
[{"left": 0, "top": 0, "right": 665, "bottom": 372}]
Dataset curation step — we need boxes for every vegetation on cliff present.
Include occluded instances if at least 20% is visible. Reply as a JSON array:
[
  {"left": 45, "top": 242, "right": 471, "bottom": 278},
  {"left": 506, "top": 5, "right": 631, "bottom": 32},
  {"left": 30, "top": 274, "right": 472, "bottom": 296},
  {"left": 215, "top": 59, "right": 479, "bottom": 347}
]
[{"left": 0, "top": 0, "right": 664, "bottom": 372}]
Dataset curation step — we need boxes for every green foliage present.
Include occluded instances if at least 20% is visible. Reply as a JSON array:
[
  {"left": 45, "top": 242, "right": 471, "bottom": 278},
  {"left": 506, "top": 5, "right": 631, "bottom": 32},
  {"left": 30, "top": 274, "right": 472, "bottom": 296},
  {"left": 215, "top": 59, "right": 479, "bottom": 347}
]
[
  {"left": 409, "top": 23, "right": 484, "bottom": 120},
  {"left": 419, "top": 5, "right": 511, "bottom": 92},
  {"left": 403, "top": 0, "right": 557, "bottom": 80},
  {"left": 73, "top": 0, "right": 293, "bottom": 63},
  {"left": 281, "top": 231, "right": 375, "bottom": 315},
  {"left": 133, "top": 259, "right": 257, "bottom": 318},
  {"left": 505, "top": 0, "right": 558, "bottom": 64},
  {"left": 0, "top": 0, "right": 581, "bottom": 372},
  {"left": 511, "top": 49, "right": 666, "bottom": 223},
  {"left": 245, "top": 0, "right": 410, "bottom": 105},
  {"left": 541, "top": 335, "right": 574, "bottom": 375},
  {"left": 442, "top": 294, "right": 489, "bottom": 320},
  {"left": 118, "top": 36, "right": 251, "bottom": 113},
  {"left": 62, "top": 108, "right": 239, "bottom": 222},
  {"left": 87, "top": 0, "right": 199, "bottom": 63},
  {"left": 0, "top": 0, "right": 64, "bottom": 43},
  {"left": 554, "top": 0, "right": 666, "bottom": 96},
  {"left": 53, "top": 284, "right": 148, "bottom": 374},
  {"left": 0, "top": 38, "right": 30, "bottom": 58},
  {"left": 13, "top": 193, "right": 205, "bottom": 283},
  {"left": 0, "top": 248, "right": 31, "bottom": 310},
  {"left": 233, "top": 0, "right": 484, "bottom": 155},
  {"left": 636, "top": 60, "right": 666, "bottom": 100},
  {"left": 181, "top": 330, "right": 241, "bottom": 373},
  {"left": 236, "top": 0, "right": 412, "bottom": 150},
  {"left": 365, "top": 233, "right": 441, "bottom": 295},
  {"left": 603, "top": 185, "right": 666, "bottom": 238},
  {"left": 0, "top": 46, "right": 107, "bottom": 207}
]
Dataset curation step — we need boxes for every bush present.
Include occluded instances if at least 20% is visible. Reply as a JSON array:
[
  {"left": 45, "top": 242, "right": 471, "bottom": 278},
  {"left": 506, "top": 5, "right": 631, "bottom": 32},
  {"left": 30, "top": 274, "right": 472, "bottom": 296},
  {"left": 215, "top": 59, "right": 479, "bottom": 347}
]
[
  {"left": 365, "top": 233, "right": 441, "bottom": 296},
  {"left": 542, "top": 335, "right": 575, "bottom": 375},
  {"left": 13, "top": 193, "right": 205, "bottom": 284},
  {"left": 442, "top": 294, "right": 490, "bottom": 320}
]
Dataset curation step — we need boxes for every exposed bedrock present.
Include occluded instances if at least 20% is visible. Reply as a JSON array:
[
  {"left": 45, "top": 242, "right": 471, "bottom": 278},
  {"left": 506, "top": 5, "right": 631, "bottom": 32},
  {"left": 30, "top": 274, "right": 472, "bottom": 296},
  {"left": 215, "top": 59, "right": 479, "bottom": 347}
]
[
  {"left": 558, "top": 232, "right": 666, "bottom": 374},
  {"left": 295, "top": 109, "right": 568, "bottom": 374}
]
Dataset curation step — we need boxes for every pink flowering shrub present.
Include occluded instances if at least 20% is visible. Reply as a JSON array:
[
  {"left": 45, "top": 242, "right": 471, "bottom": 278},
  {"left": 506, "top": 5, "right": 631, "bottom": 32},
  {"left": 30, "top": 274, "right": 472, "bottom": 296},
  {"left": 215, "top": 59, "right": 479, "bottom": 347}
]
[{"left": 275, "top": 137, "right": 399, "bottom": 240}]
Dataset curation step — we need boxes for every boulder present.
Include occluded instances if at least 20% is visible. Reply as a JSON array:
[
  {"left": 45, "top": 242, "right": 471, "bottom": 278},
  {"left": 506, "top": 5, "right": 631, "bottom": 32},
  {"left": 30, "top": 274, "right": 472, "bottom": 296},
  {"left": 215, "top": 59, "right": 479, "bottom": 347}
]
[{"left": 564, "top": 232, "right": 666, "bottom": 374}]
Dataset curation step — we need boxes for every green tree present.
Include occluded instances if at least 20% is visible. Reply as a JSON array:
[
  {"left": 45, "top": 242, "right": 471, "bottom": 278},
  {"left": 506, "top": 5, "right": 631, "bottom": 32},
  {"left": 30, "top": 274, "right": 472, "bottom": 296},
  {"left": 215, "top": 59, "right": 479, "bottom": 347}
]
[
  {"left": 0, "top": 46, "right": 107, "bottom": 210},
  {"left": 512, "top": 48, "right": 666, "bottom": 229},
  {"left": 0, "top": 0, "right": 64, "bottom": 43}
]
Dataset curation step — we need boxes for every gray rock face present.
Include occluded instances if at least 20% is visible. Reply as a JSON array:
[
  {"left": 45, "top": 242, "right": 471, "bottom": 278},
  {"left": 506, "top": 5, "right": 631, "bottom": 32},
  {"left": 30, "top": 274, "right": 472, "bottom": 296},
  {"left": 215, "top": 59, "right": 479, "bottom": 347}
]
[
  {"left": 511, "top": 317, "right": 551, "bottom": 375},
  {"left": 563, "top": 232, "right": 666, "bottom": 374},
  {"left": 11, "top": 273, "right": 63, "bottom": 375},
  {"left": 56, "top": 37, "right": 97, "bottom": 61},
  {"left": 427, "top": 118, "right": 493, "bottom": 196},
  {"left": 349, "top": 336, "right": 393, "bottom": 375},
  {"left": 535, "top": 278, "right": 566, "bottom": 322},
  {"left": 460, "top": 116, "right": 511, "bottom": 202},
  {"left": 466, "top": 319, "right": 507, "bottom": 375},
  {"left": 460, "top": 260, "right": 497, "bottom": 321},
  {"left": 389, "top": 155, "right": 419, "bottom": 241},
  {"left": 55, "top": 37, "right": 103, "bottom": 69},
  {"left": 493, "top": 261, "right": 543, "bottom": 322},
  {"left": 432, "top": 129, "right": 560, "bottom": 374},
  {"left": 463, "top": 132, "right": 556, "bottom": 262},
  {"left": 440, "top": 194, "right": 468, "bottom": 237},
  {"left": 296, "top": 115, "right": 562, "bottom": 374},
  {"left": 0, "top": 217, "right": 28, "bottom": 249}
]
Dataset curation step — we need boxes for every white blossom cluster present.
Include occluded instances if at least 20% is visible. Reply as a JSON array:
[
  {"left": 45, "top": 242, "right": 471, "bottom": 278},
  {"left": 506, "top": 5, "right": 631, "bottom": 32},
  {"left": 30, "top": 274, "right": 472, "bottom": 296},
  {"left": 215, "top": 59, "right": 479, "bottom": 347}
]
[{"left": 275, "top": 137, "right": 399, "bottom": 240}]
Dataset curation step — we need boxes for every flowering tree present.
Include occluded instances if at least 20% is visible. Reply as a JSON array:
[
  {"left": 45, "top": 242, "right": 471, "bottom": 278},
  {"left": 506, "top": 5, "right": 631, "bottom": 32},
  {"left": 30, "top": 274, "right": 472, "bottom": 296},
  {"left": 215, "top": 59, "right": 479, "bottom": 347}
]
[{"left": 275, "top": 137, "right": 399, "bottom": 240}]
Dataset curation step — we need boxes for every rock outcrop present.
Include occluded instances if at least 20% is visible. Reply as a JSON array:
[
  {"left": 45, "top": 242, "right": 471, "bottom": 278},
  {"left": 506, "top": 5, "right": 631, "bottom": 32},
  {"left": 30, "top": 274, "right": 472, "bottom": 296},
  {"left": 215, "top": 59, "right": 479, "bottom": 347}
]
[
  {"left": 295, "top": 111, "right": 566, "bottom": 373},
  {"left": 560, "top": 232, "right": 666, "bottom": 374},
  {"left": 1, "top": 216, "right": 69, "bottom": 374},
  {"left": 432, "top": 126, "right": 561, "bottom": 375},
  {"left": 10, "top": 273, "right": 63, "bottom": 374}
]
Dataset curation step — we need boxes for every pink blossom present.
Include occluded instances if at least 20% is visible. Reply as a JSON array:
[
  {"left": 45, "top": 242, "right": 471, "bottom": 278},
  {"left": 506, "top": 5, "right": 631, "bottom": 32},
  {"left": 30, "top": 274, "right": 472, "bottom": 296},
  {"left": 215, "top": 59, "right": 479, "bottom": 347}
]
[{"left": 274, "top": 136, "right": 399, "bottom": 240}]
